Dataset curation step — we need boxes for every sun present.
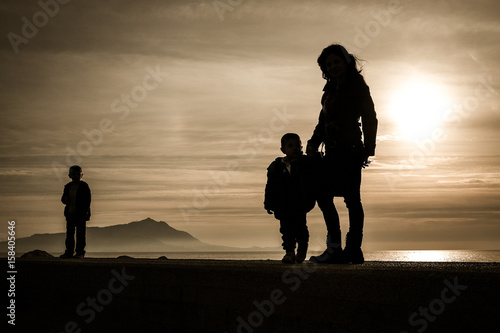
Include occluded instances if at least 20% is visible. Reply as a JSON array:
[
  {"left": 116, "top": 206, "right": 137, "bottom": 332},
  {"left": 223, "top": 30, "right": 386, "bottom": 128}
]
[{"left": 387, "top": 77, "right": 452, "bottom": 140}]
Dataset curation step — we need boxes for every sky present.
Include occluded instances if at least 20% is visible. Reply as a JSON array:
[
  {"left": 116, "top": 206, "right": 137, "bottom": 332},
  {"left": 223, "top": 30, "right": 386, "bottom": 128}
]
[{"left": 1, "top": 0, "right": 499, "bottom": 251}]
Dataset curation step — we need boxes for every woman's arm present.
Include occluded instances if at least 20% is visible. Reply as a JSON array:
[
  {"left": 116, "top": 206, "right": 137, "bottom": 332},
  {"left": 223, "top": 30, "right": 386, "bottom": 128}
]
[
  {"left": 359, "top": 85, "right": 378, "bottom": 156},
  {"left": 307, "top": 110, "right": 326, "bottom": 156}
]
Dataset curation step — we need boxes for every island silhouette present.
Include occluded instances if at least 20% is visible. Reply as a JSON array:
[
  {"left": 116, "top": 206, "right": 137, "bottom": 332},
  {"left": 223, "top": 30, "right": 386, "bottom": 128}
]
[{"left": 1, "top": 218, "right": 277, "bottom": 254}]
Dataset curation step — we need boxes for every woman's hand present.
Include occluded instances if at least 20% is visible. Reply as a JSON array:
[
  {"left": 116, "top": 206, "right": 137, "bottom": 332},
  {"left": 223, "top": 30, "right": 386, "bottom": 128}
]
[
  {"left": 361, "top": 155, "right": 371, "bottom": 168},
  {"left": 306, "top": 144, "right": 319, "bottom": 157}
]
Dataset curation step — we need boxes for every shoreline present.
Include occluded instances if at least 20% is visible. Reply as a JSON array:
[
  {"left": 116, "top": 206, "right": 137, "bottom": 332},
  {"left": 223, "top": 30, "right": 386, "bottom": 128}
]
[
  {"left": 13, "top": 258, "right": 500, "bottom": 332},
  {"left": 6, "top": 248, "right": 500, "bottom": 263}
]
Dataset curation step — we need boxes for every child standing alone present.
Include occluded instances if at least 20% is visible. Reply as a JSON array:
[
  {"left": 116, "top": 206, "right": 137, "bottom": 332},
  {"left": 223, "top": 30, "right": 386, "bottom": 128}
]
[
  {"left": 60, "top": 165, "right": 91, "bottom": 258},
  {"left": 264, "top": 133, "right": 316, "bottom": 264}
]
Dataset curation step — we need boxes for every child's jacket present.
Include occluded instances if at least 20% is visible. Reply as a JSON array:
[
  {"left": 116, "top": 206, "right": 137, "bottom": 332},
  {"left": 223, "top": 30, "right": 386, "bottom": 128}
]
[
  {"left": 61, "top": 181, "right": 91, "bottom": 220},
  {"left": 264, "top": 154, "right": 316, "bottom": 220}
]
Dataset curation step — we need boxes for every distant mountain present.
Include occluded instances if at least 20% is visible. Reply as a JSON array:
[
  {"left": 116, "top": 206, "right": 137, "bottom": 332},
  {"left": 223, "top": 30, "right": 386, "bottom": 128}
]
[{"left": 2, "top": 218, "right": 251, "bottom": 254}]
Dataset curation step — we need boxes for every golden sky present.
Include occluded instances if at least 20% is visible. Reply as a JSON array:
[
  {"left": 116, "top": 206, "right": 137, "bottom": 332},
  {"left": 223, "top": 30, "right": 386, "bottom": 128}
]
[{"left": 1, "top": 0, "right": 499, "bottom": 250}]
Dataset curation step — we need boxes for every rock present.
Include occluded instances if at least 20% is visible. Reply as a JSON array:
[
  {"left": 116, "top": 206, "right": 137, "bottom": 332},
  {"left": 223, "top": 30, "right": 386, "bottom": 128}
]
[
  {"left": 20, "top": 250, "right": 54, "bottom": 258},
  {"left": 157, "top": 256, "right": 169, "bottom": 260},
  {"left": 116, "top": 255, "right": 135, "bottom": 260}
]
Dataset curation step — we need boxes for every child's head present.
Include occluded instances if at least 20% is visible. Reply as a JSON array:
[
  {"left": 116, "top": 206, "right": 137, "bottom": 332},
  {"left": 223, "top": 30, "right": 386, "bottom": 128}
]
[
  {"left": 280, "top": 133, "right": 302, "bottom": 159},
  {"left": 68, "top": 165, "right": 83, "bottom": 182}
]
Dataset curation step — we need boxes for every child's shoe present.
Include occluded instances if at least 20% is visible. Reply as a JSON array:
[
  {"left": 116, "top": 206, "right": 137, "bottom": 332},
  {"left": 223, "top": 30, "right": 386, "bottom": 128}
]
[
  {"left": 296, "top": 244, "right": 308, "bottom": 264},
  {"left": 295, "top": 252, "right": 307, "bottom": 264},
  {"left": 281, "top": 251, "right": 295, "bottom": 264}
]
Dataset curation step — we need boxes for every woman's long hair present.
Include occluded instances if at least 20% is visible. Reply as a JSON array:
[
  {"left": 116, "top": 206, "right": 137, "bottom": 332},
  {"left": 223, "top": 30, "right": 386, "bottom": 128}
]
[{"left": 317, "top": 44, "right": 364, "bottom": 82}]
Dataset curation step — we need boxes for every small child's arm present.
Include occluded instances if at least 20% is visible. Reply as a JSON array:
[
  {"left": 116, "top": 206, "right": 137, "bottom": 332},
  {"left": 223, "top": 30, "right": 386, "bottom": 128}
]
[
  {"left": 61, "top": 185, "right": 69, "bottom": 205},
  {"left": 264, "top": 181, "right": 275, "bottom": 215},
  {"left": 264, "top": 161, "right": 279, "bottom": 215}
]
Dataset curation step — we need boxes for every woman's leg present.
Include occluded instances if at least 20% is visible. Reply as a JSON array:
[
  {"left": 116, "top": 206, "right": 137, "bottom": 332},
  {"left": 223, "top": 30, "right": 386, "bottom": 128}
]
[
  {"left": 344, "top": 193, "right": 364, "bottom": 248},
  {"left": 343, "top": 165, "right": 365, "bottom": 263},
  {"left": 317, "top": 194, "right": 341, "bottom": 247},
  {"left": 344, "top": 165, "right": 363, "bottom": 241},
  {"left": 310, "top": 194, "right": 345, "bottom": 263}
]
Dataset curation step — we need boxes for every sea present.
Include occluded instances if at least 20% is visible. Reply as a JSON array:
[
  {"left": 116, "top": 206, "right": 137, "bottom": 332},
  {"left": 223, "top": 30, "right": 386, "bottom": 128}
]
[{"left": 84, "top": 250, "right": 500, "bottom": 262}]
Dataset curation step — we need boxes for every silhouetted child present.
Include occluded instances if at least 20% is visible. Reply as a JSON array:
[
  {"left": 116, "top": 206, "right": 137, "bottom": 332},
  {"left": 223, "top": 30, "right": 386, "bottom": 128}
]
[
  {"left": 264, "top": 133, "right": 316, "bottom": 264},
  {"left": 60, "top": 165, "right": 91, "bottom": 258}
]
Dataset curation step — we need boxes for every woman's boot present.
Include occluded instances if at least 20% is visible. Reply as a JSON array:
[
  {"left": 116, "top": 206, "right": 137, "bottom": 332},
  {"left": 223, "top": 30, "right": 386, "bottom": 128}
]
[
  {"left": 309, "top": 234, "right": 345, "bottom": 264},
  {"left": 344, "top": 232, "right": 364, "bottom": 264}
]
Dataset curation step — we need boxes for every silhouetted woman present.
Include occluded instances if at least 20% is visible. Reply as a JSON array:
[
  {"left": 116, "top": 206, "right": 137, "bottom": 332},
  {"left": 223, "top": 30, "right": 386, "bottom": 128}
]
[{"left": 307, "top": 44, "right": 378, "bottom": 264}]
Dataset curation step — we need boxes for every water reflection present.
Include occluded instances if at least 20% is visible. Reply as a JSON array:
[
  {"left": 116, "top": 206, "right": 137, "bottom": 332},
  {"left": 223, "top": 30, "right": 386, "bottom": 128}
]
[
  {"left": 367, "top": 250, "right": 494, "bottom": 262},
  {"left": 84, "top": 250, "right": 500, "bottom": 262},
  {"left": 399, "top": 250, "right": 456, "bottom": 262}
]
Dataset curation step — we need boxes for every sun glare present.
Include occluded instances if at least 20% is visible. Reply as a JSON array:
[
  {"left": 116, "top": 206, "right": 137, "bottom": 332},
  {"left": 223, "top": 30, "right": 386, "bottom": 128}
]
[
  {"left": 388, "top": 77, "right": 451, "bottom": 140},
  {"left": 402, "top": 251, "right": 455, "bottom": 262}
]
